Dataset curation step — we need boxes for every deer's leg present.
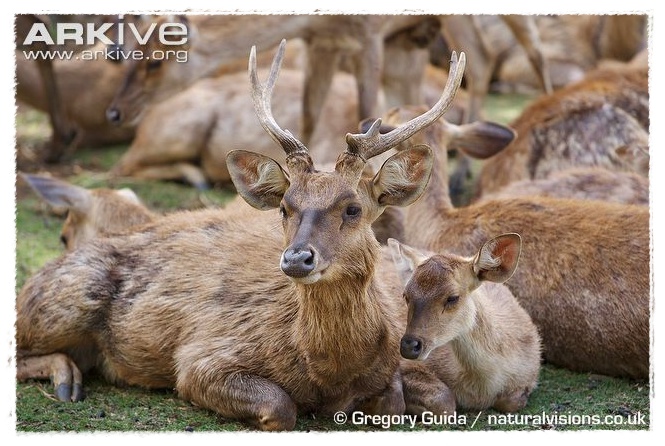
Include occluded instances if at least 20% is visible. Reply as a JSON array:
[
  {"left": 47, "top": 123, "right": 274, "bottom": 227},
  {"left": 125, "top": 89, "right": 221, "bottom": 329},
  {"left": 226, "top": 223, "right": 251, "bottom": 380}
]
[
  {"left": 302, "top": 41, "right": 340, "bottom": 145},
  {"left": 356, "top": 369, "right": 406, "bottom": 416},
  {"left": 112, "top": 163, "right": 210, "bottom": 190},
  {"left": 175, "top": 355, "right": 297, "bottom": 431},
  {"left": 15, "top": 15, "right": 78, "bottom": 162},
  {"left": 352, "top": 33, "right": 383, "bottom": 122},
  {"left": 501, "top": 15, "right": 553, "bottom": 94},
  {"left": 17, "top": 353, "right": 85, "bottom": 402},
  {"left": 493, "top": 387, "right": 530, "bottom": 413},
  {"left": 400, "top": 360, "right": 456, "bottom": 416},
  {"left": 35, "top": 56, "right": 78, "bottom": 162}
]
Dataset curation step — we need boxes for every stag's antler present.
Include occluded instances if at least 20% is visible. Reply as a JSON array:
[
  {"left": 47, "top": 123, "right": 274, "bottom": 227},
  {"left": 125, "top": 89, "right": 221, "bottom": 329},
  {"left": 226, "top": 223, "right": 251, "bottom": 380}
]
[
  {"left": 249, "top": 39, "right": 312, "bottom": 171},
  {"left": 345, "top": 51, "right": 466, "bottom": 162}
]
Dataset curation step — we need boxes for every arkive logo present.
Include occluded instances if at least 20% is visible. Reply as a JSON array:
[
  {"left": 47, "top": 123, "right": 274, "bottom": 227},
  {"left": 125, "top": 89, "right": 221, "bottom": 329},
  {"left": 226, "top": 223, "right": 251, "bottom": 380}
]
[{"left": 22, "top": 18, "right": 188, "bottom": 46}]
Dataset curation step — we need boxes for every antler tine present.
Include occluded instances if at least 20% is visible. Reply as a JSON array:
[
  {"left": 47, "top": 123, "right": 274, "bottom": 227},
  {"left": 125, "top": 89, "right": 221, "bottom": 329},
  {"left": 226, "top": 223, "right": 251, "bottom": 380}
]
[
  {"left": 250, "top": 39, "right": 308, "bottom": 157},
  {"left": 345, "top": 51, "right": 466, "bottom": 160}
]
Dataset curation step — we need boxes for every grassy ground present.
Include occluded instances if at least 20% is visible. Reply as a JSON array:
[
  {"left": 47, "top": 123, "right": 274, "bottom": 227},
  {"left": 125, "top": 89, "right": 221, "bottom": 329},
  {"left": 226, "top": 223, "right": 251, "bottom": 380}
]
[{"left": 13, "top": 94, "right": 651, "bottom": 433}]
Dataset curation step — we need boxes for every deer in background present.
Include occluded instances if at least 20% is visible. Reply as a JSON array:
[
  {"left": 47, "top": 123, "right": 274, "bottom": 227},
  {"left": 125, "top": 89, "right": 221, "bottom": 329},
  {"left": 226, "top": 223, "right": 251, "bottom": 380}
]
[
  {"left": 16, "top": 41, "right": 467, "bottom": 429},
  {"left": 474, "top": 62, "right": 649, "bottom": 199},
  {"left": 110, "top": 66, "right": 360, "bottom": 190},
  {"left": 106, "top": 14, "right": 430, "bottom": 144},
  {"left": 16, "top": 46, "right": 135, "bottom": 149},
  {"left": 379, "top": 104, "right": 649, "bottom": 379},
  {"left": 389, "top": 234, "right": 541, "bottom": 412},
  {"left": 16, "top": 14, "right": 79, "bottom": 161},
  {"left": 19, "top": 173, "right": 157, "bottom": 250},
  {"left": 477, "top": 167, "right": 649, "bottom": 206},
  {"left": 109, "top": 45, "right": 469, "bottom": 191},
  {"left": 478, "top": 14, "right": 647, "bottom": 95},
  {"left": 15, "top": 15, "right": 150, "bottom": 157}
]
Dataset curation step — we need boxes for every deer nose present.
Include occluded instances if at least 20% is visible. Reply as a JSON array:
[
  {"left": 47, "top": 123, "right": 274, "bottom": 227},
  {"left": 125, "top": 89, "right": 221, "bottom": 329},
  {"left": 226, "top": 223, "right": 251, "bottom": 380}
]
[
  {"left": 106, "top": 107, "right": 122, "bottom": 124},
  {"left": 280, "top": 246, "right": 316, "bottom": 278},
  {"left": 400, "top": 335, "right": 423, "bottom": 360}
]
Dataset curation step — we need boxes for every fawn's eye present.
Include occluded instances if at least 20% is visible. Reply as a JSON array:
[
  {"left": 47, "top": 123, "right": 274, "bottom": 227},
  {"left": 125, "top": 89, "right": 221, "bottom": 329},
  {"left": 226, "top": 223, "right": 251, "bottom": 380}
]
[
  {"left": 446, "top": 295, "right": 459, "bottom": 305},
  {"left": 279, "top": 204, "right": 287, "bottom": 219}
]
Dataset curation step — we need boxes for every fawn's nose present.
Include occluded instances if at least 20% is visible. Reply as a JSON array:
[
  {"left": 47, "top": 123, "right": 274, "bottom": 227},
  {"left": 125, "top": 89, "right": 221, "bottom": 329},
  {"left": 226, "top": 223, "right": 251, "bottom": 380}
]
[
  {"left": 280, "top": 246, "right": 316, "bottom": 278},
  {"left": 400, "top": 335, "right": 423, "bottom": 360}
]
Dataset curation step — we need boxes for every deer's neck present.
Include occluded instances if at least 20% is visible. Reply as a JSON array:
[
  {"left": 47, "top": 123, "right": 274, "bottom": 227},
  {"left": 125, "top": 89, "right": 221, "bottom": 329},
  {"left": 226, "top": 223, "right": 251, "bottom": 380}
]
[
  {"left": 404, "top": 137, "right": 454, "bottom": 246},
  {"left": 294, "top": 258, "right": 394, "bottom": 387},
  {"left": 449, "top": 296, "right": 500, "bottom": 373}
]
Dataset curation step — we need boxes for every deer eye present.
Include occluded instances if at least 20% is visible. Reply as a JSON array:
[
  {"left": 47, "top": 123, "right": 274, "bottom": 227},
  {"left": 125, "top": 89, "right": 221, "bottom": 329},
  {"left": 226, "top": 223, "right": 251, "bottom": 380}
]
[
  {"left": 445, "top": 295, "right": 459, "bottom": 306},
  {"left": 344, "top": 205, "right": 361, "bottom": 218},
  {"left": 279, "top": 204, "right": 287, "bottom": 219}
]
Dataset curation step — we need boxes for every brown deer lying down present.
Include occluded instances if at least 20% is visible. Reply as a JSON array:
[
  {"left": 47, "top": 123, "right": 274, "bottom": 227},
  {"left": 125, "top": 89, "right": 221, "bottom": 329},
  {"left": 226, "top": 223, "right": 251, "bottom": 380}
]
[
  {"left": 19, "top": 173, "right": 157, "bottom": 250},
  {"left": 474, "top": 63, "right": 649, "bottom": 198},
  {"left": 477, "top": 167, "right": 649, "bottom": 206},
  {"left": 382, "top": 105, "right": 650, "bottom": 379},
  {"left": 16, "top": 42, "right": 467, "bottom": 430},
  {"left": 15, "top": 15, "right": 143, "bottom": 152},
  {"left": 389, "top": 234, "right": 541, "bottom": 412},
  {"left": 111, "top": 68, "right": 360, "bottom": 190}
]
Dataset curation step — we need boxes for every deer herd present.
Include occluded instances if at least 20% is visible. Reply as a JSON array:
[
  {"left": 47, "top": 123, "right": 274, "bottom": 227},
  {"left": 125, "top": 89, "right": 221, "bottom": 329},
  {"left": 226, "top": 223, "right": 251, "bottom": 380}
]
[{"left": 15, "top": 13, "right": 650, "bottom": 431}]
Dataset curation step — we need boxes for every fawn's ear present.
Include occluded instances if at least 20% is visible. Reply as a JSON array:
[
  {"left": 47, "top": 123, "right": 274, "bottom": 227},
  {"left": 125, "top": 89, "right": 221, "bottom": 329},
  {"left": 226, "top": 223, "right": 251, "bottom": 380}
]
[
  {"left": 226, "top": 150, "right": 290, "bottom": 210},
  {"left": 473, "top": 233, "right": 522, "bottom": 283},
  {"left": 116, "top": 188, "right": 142, "bottom": 205},
  {"left": 371, "top": 145, "right": 433, "bottom": 207},
  {"left": 21, "top": 173, "right": 92, "bottom": 215},
  {"left": 388, "top": 238, "right": 430, "bottom": 286}
]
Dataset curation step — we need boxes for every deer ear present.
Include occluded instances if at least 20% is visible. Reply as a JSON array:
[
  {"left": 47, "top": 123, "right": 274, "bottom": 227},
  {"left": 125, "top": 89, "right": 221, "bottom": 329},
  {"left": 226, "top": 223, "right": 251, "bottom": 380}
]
[
  {"left": 226, "top": 150, "right": 290, "bottom": 210},
  {"left": 473, "top": 233, "right": 522, "bottom": 283},
  {"left": 387, "top": 238, "right": 430, "bottom": 286},
  {"left": 20, "top": 173, "right": 92, "bottom": 215},
  {"left": 447, "top": 121, "right": 516, "bottom": 160},
  {"left": 372, "top": 145, "right": 433, "bottom": 207},
  {"left": 116, "top": 188, "right": 143, "bottom": 205}
]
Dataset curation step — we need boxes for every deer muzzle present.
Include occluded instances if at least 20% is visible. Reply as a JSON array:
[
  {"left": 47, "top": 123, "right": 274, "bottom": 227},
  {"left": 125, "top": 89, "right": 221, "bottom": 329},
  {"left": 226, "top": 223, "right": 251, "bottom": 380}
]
[{"left": 280, "top": 245, "right": 317, "bottom": 279}]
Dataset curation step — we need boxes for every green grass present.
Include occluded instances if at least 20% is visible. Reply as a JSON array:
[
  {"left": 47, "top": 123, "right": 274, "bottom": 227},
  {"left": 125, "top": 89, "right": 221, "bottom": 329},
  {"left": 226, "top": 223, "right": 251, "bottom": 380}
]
[
  {"left": 13, "top": 95, "right": 651, "bottom": 433},
  {"left": 15, "top": 366, "right": 650, "bottom": 432}
]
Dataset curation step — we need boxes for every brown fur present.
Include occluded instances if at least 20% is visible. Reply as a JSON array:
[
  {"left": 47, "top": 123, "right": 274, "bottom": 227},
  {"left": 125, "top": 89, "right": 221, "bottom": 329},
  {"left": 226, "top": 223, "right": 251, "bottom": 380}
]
[
  {"left": 478, "top": 167, "right": 649, "bottom": 206},
  {"left": 389, "top": 234, "right": 541, "bottom": 412},
  {"left": 386, "top": 106, "right": 650, "bottom": 379},
  {"left": 475, "top": 63, "right": 649, "bottom": 198}
]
